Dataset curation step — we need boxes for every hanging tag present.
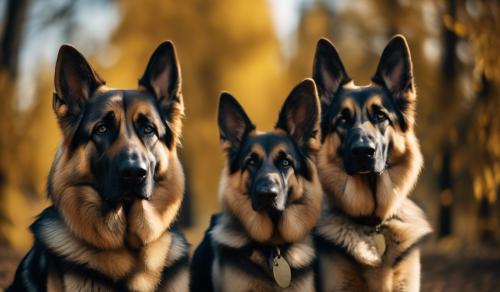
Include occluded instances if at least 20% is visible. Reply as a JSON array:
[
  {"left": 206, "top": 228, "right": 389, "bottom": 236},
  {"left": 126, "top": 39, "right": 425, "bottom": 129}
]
[
  {"left": 271, "top": 248, "right": 291, "bottom": 288},
  {"left": 373, "top": 233, "right": 386, "bottom": 256}
]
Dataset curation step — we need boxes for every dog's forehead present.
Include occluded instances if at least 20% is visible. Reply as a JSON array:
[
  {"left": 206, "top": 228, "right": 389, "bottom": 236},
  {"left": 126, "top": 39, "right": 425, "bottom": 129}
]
[
  {"left": 243, "top": 132, "right": 296, "bottom": 157},
  {"left": 339, "top": 85, "right": 385, "bottom": 106},
  {"left": 87, "top": 89, "right": 157, "bottom": 119},
  {"left": 331, "top": 84, "right": 394, "bottom": 112}
]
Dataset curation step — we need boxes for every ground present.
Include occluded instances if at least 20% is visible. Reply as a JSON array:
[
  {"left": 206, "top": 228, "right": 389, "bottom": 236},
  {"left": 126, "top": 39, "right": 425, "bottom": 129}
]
[{"left": 1, "top": 245, "right": 499, "bottom": 291}]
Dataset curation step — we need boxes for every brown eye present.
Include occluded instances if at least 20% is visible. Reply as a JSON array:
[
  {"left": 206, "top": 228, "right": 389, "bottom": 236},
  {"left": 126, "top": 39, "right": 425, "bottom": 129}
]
[
  {"left": 337, "top": 111, "right": 351, "bottom": 126},
  {"left": 376, "top": 112, "right": 388, "bottom": 123},
  {"left": 247, "top": 154, "right": 258, "bottom": 166},
  {"left": 281, "top": 158, "right": 290, "bottom": 168},
  {"left": 143, "top": 124, "right": 155, "bottom": 135},
  {"left": 94, "top": 123, "right": 108, "bottom": 134}
]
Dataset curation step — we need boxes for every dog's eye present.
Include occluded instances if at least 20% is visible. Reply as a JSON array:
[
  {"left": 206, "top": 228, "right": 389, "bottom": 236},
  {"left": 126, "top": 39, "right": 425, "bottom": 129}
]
[
  {"left": 247, "top": 154, "right": 259, "bottom": 166},
  {"left": 143, "top": 124, "right": 155, "bottom": 135},
  {"left": 280, "top": 158, "right": 291, "bottom": 168},
  {"left": 247, "top": 157, "right": 257, "bottom": 166},
  {"left": 94, "top": 123, "right": 108, "bottom": 135},
  {"left": 376, "top": 112, "right": 388, "bottom": 123},
  {"left": 337, "top": 113, "right": 350, "bottom": 126}
]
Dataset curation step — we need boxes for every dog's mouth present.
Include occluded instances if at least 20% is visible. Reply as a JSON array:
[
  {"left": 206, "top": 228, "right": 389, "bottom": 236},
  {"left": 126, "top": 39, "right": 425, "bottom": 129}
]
[
  {"left": 345, "top": 160, "right": 375, "bottom": 175},
  {"left": 344, "top": 155, "right": 388, "bottom": 176},
  {"left": 102, "top": 188, "right": 152, "bottom": 211}
]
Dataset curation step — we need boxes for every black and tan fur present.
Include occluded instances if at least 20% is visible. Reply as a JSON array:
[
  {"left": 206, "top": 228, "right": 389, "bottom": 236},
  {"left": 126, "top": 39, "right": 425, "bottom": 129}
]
[
  {"left": 312, "top": 36, "right": 432, "bottom": 291},
  {"left": 8, "top": 41, "right": 189, "bottom": 291},
  {"left": 190, "top": 79, "right": 323, "bottom": 292}
]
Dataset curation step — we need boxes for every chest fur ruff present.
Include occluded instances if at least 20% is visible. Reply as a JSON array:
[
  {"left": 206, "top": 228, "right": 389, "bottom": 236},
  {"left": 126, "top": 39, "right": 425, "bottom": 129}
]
[
  {"left": 315, "top": 199, "right": 432, "bottom": 267},
  {"left": 32, "top": 207, "right": 188, "bottom": 291}
]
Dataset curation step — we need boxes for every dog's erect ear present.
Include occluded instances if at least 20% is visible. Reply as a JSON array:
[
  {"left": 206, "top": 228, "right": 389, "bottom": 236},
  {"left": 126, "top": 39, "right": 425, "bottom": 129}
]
[
  {"left": 372, "top": 35, "right": 414, "bottom": 94},
  {"left": 372, "top": 35, "right": 415, "bottom": 131},
  {"left": 313, "top": 38, "right": 350, "bottom": 108},
  {"left": 218, "top": 92, "right": 255, "bottom": 154},
  {"left": 53, "top": 45, "right": 105, "bottom": 133},
  {"left": 276, "top": 79, "right": 321, "bottom": 152},
  {"left": 139, "top": 41, "right": 184, "bottom": 147}
]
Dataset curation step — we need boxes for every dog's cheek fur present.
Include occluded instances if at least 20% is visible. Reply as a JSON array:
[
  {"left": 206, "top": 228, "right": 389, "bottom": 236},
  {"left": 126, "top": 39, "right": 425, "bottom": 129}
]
[
  {"left": 127, "top": 149, "right": 184, "bottom": 247},
  {"left": 375, "top": 130, "right": 422, "bottom": 218},
  {"left": 317, "top": 132, "right": 375, "bottom": 216},
  {"left": 219, "top": 166, "right": 274, "bottom": 242},
  {"left": 279, "top": 161, "right": 322, "bottom": 242},
  {"left": 51, "top": 145, "right": 127, "bottom": 249}
]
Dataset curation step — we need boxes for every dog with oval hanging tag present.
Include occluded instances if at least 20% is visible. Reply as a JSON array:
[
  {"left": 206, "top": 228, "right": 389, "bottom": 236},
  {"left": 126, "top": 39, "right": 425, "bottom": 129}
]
[
  {"left": 190, "top": 79, "right": 324, "bottom": 291},
  {"left": 312, "top": 35, "right": 432, "bottom": 291}
]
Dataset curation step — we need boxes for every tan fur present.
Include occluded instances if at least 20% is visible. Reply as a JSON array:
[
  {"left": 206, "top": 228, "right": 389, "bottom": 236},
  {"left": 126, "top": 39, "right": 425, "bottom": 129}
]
[
  {"left": 9, "top": 42, "right": 189, "bottom": 292},
  {"left": 203, "top": 79, "right": 321, "bottom": 291},
  {"left": 47, "top": 93, "right": 185, "bottom": 291},
  {"left": 316, "top": 199, "right": 431, "bottom": 291},
  {"left": 47, "top": 265, "right": 64, "bottom": 292},
  {"left": 211, "top": 214, "right": 317, "bottom": 292},
  {"left": 37, "top": 211, "right": 189, "bottom": 291},
  {"left": 219, "top": 153, "right": 322, "bottom": 243},
  {"left": 317, "top": 117, "right": 423, "bottom": 220},
  {"left": 218, "top": 266, "right": 315, "bottom": 292},
  {"left": 317, "top": 83, "right": 427, "bottom": 291}
]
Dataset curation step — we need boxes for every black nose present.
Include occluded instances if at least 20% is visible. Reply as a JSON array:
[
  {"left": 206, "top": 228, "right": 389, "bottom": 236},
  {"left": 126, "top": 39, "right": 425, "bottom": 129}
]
[
  {"left": 351, "top": 140, "right": 376, "bottom": 158},
  {"left": 253, "top": 181, "right": 279, "bottom": 211},
  {"left": 119, "top": 162, "right": 147, "bottom": 184}
]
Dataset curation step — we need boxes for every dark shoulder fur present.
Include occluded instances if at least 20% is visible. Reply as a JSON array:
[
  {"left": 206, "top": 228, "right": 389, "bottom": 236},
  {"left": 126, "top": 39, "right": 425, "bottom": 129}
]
[
  {"left": 189, "top": 214, "right": 219, "bottom": 292},
  {"left": 6, "top": 207, "right": 56, "bottom": 292}
]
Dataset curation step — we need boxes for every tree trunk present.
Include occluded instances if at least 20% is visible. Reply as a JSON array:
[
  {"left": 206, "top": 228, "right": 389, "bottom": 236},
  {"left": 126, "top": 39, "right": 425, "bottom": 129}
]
[
  {"left": 0, "top": 0, "right": 30, "bottom": 245},
  {"left": 0, "top": 0, "right": 29, "bottom": 78},
  {"left": 437, "top": 0, "right": 457, "bottom": 238}
]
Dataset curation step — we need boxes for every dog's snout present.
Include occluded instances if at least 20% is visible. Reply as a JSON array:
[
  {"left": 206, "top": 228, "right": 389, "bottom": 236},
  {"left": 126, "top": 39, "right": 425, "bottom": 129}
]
[
  {"left": 255, "top": 182, "right": 279, "bottom": 200},
  {"left": 351, "top": 141, "right": 376, "bottom": 158},
  {"left": 252, "top": 178, "right": 280, "bottom": 211},
  {"left": 120, "top": 163, "right": 147, "bottom": 181},
  {"left": 119, "top": 152, "right": 148, "bottom": 184}
]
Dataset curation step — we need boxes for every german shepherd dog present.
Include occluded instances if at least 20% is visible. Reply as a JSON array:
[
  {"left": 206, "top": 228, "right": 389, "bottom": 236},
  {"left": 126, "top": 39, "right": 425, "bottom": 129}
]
[
  {"left": 190, "top": 79, "right": 323, "bottom": 292},
  {"left": 8, "top": 41, "right": 189, "bottom": 291},
  {"left": 312, "top": 35, "right": 432, "bottom": 291}
]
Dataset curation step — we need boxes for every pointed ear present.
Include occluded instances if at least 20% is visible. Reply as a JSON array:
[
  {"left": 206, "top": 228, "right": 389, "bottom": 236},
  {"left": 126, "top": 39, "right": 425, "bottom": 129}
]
[
  {"left": 276, "top": 79, "right": 321, "bottom": 152},
  {"left": 372, "top": 35, "right": 415, "bottom": 131},
  {"left": 372, "top": 35, "right": 414, "bottom": 94},
  {"left": 139, "top": 41, "right": 184, "bottom": 147},
  {"left": 53, "top": 45, "right": 105, "bottom": 133},
  {"left": 313, "top": 38, "right": 350, "bottom": 108},
  {"left": 218, "top": 92, "right": 255, "bottom": 153}
]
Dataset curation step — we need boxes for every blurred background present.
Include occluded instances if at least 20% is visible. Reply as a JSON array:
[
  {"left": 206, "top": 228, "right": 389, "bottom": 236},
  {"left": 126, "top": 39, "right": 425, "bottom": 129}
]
[{"left": 0, "top": 0, "right": 498, "bottom": 290}]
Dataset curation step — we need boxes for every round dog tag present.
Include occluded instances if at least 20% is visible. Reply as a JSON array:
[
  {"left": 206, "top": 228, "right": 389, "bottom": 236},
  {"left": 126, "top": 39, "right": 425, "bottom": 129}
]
[
  {"left": 373, "top": 233, "right": 386, "bottom": 256},
  {"left": 273, "top": 255, "right": 291, "bottom": 288}
]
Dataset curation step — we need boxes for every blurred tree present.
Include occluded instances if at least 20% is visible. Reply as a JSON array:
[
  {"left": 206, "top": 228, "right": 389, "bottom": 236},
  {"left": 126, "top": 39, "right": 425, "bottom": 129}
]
[
  {"left": 0, "top": 0, "right": 30, "bottom": 245},
  {"left": 448, "top": 0, "right": 500, "bottom": 243},
  {"left": 437, "top": 0, "right": 458, "bottom": 238}
]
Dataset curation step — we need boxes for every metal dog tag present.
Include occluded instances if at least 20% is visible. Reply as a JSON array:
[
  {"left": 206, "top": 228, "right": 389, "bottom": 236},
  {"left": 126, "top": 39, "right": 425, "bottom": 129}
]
[
  {"left": 272, "top": 249, "right": 291, "bottom": 288},
  {"left": 373, "top": 233, "right": 386, "bottom": 256}
]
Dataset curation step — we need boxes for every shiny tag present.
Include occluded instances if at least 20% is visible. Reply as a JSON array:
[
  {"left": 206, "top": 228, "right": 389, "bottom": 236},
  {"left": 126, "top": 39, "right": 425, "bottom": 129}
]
[
  {"left": 272, "top": 255, "right": 291, "bottom": 288},
  {"left": 373, "top": 233, "right": 386, "bottom": 256}
]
